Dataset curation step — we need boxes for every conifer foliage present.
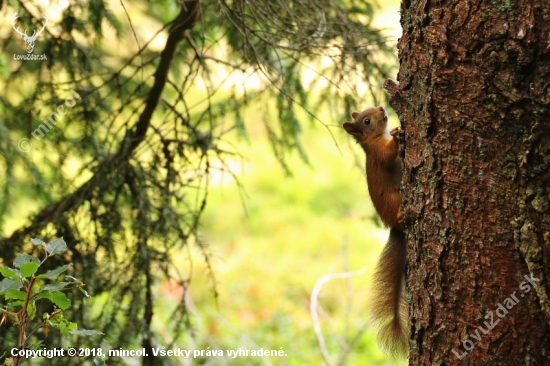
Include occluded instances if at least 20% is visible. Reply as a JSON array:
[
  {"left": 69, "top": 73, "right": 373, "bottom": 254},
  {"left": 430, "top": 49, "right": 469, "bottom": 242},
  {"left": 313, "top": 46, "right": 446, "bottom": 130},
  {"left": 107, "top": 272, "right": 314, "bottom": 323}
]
[{"left": 0, "top": 1, "right": 393, "bottom": 363}]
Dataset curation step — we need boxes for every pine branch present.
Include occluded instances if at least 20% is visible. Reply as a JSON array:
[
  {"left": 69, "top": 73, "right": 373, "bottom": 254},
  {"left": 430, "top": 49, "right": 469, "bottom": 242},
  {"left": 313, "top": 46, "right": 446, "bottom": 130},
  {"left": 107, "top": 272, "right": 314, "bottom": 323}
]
[{"left": 0, "top": 2, "right": 201, "bottom": 258}]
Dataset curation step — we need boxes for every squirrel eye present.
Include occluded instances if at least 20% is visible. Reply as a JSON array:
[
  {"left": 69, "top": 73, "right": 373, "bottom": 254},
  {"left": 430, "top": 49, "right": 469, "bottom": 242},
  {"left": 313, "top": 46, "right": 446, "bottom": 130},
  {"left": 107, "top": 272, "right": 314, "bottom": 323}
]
[{"left": 364, "top": 118, "right": 371, "bottom": 125}]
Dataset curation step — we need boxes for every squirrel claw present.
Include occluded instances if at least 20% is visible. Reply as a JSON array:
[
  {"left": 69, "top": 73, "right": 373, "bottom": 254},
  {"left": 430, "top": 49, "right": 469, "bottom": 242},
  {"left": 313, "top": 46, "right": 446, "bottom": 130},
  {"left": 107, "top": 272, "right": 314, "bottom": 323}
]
[
  {"left": 397, "top": 210, "right": 404, "bottom": 227},
  {"left": 390, "top": 127, "right": 402, "bottom": 137}
]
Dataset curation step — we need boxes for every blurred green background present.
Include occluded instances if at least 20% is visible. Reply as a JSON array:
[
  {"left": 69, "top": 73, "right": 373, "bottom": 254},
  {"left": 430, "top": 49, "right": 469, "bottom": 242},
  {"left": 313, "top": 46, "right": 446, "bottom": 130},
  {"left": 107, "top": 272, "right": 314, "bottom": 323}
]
[
  {"left": 175, "top": 112, "right": 406, "bottom": 365},
  {"left": 159, "top": 2, "right": 406, "bottom": 364},
  {"left": 1, "top": 0, "right": 406, "bottom": 364}
]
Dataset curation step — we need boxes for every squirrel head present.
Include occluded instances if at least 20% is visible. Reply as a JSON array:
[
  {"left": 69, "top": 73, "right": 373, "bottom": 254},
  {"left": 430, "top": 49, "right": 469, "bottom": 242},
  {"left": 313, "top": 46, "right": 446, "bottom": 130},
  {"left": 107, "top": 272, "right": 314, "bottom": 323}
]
[{"left": 342, "top": 106, "right": 388, "bottom": 144}]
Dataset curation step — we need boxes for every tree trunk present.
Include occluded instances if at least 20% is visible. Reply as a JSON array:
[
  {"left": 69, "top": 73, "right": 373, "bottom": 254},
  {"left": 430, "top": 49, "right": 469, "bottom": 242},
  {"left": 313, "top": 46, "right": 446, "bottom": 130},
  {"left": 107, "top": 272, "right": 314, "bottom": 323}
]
[{"left": 385, "top": 0, "right": 550, "bottom": 364}]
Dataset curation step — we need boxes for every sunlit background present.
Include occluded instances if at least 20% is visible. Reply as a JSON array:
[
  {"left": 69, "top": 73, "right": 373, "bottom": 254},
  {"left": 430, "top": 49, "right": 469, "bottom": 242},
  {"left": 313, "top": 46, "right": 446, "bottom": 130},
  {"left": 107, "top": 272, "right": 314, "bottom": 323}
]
[
  {"left": 166, "top": 1, "right": 406, "bottom": 365},
  {"left": 1, "top": 0, "right": 405, "bottom": 364}
]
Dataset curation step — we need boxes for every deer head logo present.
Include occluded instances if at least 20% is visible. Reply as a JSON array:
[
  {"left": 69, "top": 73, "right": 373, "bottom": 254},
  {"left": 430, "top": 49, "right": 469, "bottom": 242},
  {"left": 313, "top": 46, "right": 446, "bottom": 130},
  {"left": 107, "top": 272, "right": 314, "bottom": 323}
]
[{"left": 12, "top": 11, "right": 48, "bottom": 54}]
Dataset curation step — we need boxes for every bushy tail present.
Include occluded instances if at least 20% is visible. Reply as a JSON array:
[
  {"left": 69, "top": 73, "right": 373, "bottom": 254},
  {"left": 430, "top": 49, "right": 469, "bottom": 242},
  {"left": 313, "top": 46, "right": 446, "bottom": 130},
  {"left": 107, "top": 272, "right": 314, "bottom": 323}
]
[{"left": 369, "top": 228, "right": 409, "bottom": 357}]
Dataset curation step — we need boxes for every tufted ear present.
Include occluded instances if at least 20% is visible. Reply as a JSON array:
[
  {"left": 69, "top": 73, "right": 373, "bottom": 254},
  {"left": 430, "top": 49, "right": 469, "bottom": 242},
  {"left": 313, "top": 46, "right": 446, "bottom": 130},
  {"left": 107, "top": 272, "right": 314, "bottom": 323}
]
[{"left": 351, "top": 111, "right": 359, "bottom": 119}]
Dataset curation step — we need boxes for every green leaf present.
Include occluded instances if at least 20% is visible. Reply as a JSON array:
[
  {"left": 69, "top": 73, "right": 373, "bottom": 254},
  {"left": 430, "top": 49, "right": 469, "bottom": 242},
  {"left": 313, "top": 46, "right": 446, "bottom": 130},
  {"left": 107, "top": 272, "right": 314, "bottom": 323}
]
[
  {"left": 5, "top": 290, "right": 26, "bottom": 300},
  {"left": 93, "top": 357, "right": 107, "bottom": 366},
  {"left": 37, "top": 291, "right": 52, "bottom": 300},
  {"left": 58, "top": 321, "right": 77, "bottom": 338},
  {"left": 31, "top": 238, "right": 46, "bottom": 246},
  {"left": 27, "top": 302, "right": 35, "bottom": 318},
  {"left": 46, "top": 238, "right": 67, "bottom": 255},
  {"left": 58, "top": 322, "right": 70, "bottom": 337},
  {"left": 0, "top": 278, "right": 22, "bottom": 293},
  {"left": 50, "top": 291, "right": 71, "bottom": 310},
  {"left": 20, "top": 263, "right": 38, "bottom": 277},
  {"left": 0, "top": 267, "right": 19, "bottom": 280},
  {"left": 70, "top": 329, "right": 104, "bottom": 336},
  {"left": 41, "top": 282, "right": 69, "bottom": 292},
  {"left": 9, "top": 300, "right": 24, "bottom": 307},
  {"left": 14, "top": 254, "right": 33, "bottom": 268},
  {"left": 36, "top": 264, "right": 70, "bottom": 280}
]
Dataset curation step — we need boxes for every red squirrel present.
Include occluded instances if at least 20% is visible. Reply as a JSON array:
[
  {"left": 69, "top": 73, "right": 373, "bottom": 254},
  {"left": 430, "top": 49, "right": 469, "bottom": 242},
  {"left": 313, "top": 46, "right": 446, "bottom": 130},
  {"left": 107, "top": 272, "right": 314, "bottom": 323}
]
[{"left": 343, "top": 106, "right": 408, "bottom": 357}]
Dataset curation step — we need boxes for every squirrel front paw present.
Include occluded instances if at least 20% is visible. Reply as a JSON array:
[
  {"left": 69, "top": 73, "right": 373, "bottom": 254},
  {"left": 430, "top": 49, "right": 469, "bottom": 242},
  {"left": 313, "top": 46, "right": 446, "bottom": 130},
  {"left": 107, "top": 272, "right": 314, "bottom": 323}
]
[
  {"left": 390, "top": 127, "right": 402, "bottom": 137},
  {"left": 397, "top": 210, "right": 404, "bottom": 228}
]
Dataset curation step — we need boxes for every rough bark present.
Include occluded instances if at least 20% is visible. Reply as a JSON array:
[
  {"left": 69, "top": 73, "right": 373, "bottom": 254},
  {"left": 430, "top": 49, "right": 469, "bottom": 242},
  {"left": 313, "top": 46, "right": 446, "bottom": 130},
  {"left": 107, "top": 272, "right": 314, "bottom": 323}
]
[{"left": 385, "top": 0, "right": 550, "bottom": 364}]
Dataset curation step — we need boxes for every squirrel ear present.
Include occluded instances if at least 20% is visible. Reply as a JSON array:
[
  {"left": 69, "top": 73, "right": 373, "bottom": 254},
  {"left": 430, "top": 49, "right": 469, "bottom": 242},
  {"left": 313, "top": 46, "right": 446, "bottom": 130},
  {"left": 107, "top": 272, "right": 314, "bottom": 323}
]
[
  {"left": 351, "top": 112, "right": 359, "bottom": 119},
  {"left": 343, "top": 122, "right": 360, "bottom": 136}
]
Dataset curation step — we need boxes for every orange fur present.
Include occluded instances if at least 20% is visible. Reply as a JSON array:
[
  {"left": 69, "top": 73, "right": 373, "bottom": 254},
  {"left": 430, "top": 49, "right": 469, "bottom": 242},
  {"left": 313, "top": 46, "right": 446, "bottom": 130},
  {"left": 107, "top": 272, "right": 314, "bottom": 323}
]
[
  {"left": 343, "top": 106, "right": 409, "bottom": 357},
  {"left": 371, "top": 228, "right": 408, "bottom": 356}
]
